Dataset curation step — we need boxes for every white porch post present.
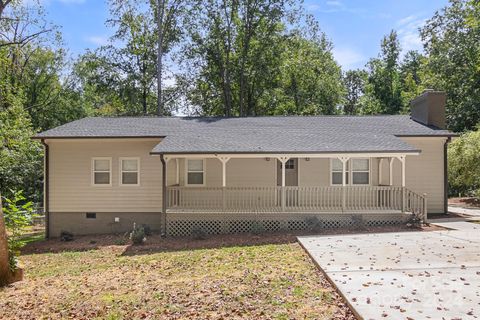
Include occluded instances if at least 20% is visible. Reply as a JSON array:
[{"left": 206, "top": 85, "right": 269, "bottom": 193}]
[
  {"left": 175, "top": 158, "right": 180, "bottom": 185},
  {"left": 339, "top": 156, "right": 349, "bottom": 212},
  {"left": 397, "top": 155, "right": 406, "bottom": 213},
  {"left": 379, "top": 158, "right": 383, "bottom": 185},
  {"left": 217, "top": 156, "right": 230, "bottom": 210},
  {"left": 388, "top": 157, "right": 394, "bottom": 186},
  {"left": 278, "top": 157, "right": 289, "bottom": 212}
]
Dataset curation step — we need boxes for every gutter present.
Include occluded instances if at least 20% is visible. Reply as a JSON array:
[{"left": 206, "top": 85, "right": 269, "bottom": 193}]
[
  {"left": 444, "top": 137, "right": 452, "bottom": 214},
  {"left": 160, "top": 154, "right": 167, "bottom": 237},
  {"left": 40, "top": 139, "right": 50, "bottom": 239}
]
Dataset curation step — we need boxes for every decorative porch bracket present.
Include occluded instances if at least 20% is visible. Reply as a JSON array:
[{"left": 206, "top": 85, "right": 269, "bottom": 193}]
[
  {"left": 277, "top": 157, "right": 290, "bottom": 212},
  {"left": 338, "top": 156, "right": 350, "bottom": 213}
]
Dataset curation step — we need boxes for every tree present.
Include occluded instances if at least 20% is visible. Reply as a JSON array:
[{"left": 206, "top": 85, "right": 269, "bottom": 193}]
[
  {"left": 363, "top": 30, "right": 403, "bottom": 114},
  {"left": 182, "top": 1, "right": 343, "bottom": 117},
  {"left": 273, "top": 30, "right": 343, "bottom": 115},
  {"left": 0, "top": 103, "right": 43, "bottom": 204},
  {"left": 155, "top": 0, "right": 183, "bottom": 115},
  {"left": 342, "top": 69, "right": 367, "bottom": 115},
  {"left": 0, "top": 195, "right": 9, "bottom": 287},
  {"left": 74, "top": 0, "right": 183, "bottom": 116},
  {"left": 420, "top": 0, "right": 480, "bottom": 131},
  {"left": 448, "top": 128, "right": 480, "bottom": 196}
]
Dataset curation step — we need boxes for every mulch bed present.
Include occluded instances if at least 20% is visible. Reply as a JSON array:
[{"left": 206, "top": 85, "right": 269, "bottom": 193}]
[{"left": 23, "top": 224, "right": 437, "bottom": 255}]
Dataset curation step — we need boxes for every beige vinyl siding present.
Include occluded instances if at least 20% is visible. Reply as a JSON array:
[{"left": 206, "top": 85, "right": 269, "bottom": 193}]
[
  {"left": 168, "top": 158, "right": 276, "bottom": 187},
  {"left": 399, "top": 137, "right": 447, "bottom": 213},
  {"left": 49, "top": 139, "right": 163, "bottom": 212}
]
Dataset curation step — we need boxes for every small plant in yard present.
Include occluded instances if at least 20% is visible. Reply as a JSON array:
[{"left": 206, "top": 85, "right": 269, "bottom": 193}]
[
  {"left": 2, "top": 190, "right": 36, "bottom": 271},
  {"left": 407, "top": 215, "right": 423, "bottom": 228},
  {"left": 305, "top": 216, "right": 323, "bottom": 232},
  {"left": 129, "top": 223, "right": 146, "bottom": 245},
  {"left": 60, "top": 231, "right": 74, "bottom": 242},
  {"left": 251, "top": 221, "right": 265, "bottom": 234},
  {"left": 191, "top": 226, "right": 207, "bottom": 240},
  {"left": 351, "top": 214, "right": 366, "bottom": 230}
]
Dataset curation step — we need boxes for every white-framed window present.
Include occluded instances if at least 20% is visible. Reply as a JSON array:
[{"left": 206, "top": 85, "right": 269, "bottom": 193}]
[
  {"left": 330, "top": 158, "right": 370, "bottom": 186},
  {"left": 331, "top": 158, "right": 349, "bottom": 185},
  {"left": 92, "top": 157, "right": 112, "bottom": 186},
  {"left": 186, "top": 159, "right": 205, "bottom": 186},
  {"left": 285, "top": 159, "right": 295, "bottom": 169},
  {"left": 351, "top": 158, "right": 370, "bottom": 185},
  {"left": 120, "top": 157, "right": 140, "bottom": 186}
]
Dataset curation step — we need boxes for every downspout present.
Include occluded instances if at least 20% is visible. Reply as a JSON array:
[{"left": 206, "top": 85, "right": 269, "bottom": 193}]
[
  {"left": 40, "top": 139, "right": 50, "bottom": 239},
  {"left": 444, "top": 137, "right": 452, "bottom": 214},
  {"left": 160, "top": 154, "right": 167, "bottom": 237}
]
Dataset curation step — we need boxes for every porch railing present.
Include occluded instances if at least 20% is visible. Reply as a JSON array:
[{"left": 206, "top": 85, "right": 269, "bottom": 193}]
[{"left": 166, "top": 186, "right": 427, "bottom": 218}]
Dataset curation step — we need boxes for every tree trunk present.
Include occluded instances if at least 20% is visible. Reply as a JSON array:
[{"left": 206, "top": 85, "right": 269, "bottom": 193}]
[
  {"left": 156, "top": 0, "right": 166, "bottom": 116},
  {"left": 0, "top": 196, "right": 10, "bottom": 287}
]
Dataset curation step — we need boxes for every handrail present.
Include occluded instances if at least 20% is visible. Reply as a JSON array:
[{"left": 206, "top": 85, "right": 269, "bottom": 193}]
[
  {"left": 166, "top": 186, "right": 427, "bottom": 218},
  {"left": 404, "top": 188, "right": 428, "bottom": 223}
]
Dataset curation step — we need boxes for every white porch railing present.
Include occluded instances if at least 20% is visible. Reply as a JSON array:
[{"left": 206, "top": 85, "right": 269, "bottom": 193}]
[{"left": 166, "top": 186, "right": 427, "bottom": 218}]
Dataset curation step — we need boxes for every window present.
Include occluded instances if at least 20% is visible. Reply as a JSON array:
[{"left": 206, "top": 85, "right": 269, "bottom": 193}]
[
  {"left": 331, "top": 159, "right": 349, "bottom": 185},
  {"left": 285, "top": 159, "right": 295, "bottom": 169},
  {"left": 186, "top": 159, "right": 205, "bottom": 185},
  {"left": 92, "top": 158, "right": 111, "bottom": 185},
  {"left": 120, "top": 158, "right": 140, "bottom": 185},
  {"left": 331, "top": 158, "right": 370, "bottom": 185},
  {"left": 352, "top": 159, "right": 370, "bottom": 185}
]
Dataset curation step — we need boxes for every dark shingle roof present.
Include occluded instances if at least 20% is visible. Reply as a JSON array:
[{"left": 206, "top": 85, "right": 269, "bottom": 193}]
[{"left": 34, "top": 115, "right": 456, "bottom": 154}]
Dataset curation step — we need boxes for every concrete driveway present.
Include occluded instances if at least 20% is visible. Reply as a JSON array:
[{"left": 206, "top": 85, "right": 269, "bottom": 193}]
[{"left": 298, "top": 223, "right": 480, "bottom": 319}]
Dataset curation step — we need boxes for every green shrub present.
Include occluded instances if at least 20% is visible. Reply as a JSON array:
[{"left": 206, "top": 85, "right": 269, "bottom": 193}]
[
  {"left": 304, "top": 217, "right": 323, "bottom": 232},
  {"left": 448, "top": 129, "right": 480, "bottom": 197},
  {"left": 251, "top": 221, "right": 265, "bottom": 235},
  {"left": 129, "top": 223, "right": 146, "bottom": 245},
  {"left": 2, "top": 190, "right": 36, "bottom": 271},
  {"left": 191, "top": 227, "right": 207, "bottom": 240}
]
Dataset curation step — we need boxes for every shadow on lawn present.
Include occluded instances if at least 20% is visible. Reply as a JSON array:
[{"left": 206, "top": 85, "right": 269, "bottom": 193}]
[
  {"left": 20, "top": 224, "right": 426, "bottom": 256},
  {"left": 21, "top": 232, "right": 301, "bottom": 256}
]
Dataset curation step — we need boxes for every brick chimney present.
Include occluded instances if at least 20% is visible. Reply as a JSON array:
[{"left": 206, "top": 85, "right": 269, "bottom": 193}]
[{"left": 410, "top": 89, "right": 446, "bottom": 129}]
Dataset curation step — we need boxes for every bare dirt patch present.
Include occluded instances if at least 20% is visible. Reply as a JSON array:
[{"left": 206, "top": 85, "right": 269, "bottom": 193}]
[{"left": 449, "top": 197, "right": 480, "bottom": 209}]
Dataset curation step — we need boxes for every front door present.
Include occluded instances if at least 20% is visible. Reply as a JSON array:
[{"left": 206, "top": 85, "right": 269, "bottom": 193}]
[{"left": 277, "top": 158, "right": 298, "bottom": 186}]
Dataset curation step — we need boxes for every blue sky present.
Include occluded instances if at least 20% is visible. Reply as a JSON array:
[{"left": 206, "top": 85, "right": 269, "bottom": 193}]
[{"left": 42, "top": 0, "right": 449, "bottom": 70}]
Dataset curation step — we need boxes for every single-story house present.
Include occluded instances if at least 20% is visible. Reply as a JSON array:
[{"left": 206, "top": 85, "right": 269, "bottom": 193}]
[{"left": 34, "top": 90, "right": 456, "bottom": 237}]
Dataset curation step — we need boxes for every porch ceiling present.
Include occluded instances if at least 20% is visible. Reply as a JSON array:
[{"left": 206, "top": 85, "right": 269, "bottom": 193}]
[{"left": 150, "top": 132, "right": 421, "bottom": 155}]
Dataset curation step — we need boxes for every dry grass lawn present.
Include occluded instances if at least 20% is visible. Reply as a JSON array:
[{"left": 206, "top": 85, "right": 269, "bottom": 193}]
[{"left": 0, "top": 234, "right": 355, "bottom": 320}]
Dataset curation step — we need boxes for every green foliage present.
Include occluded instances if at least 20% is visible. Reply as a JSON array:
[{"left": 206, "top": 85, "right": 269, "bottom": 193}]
[
  {"left": 0, "top": 105, "right": 43, "bottom": 203},
  {"left": 448, "top": 128, "right": 480, "bottom": 197},
  {"left": 129, "top": 223, "right": 146, "bottom": 245},
  {"left": 182, "top": 1, "right": 343, "bottom": 116},
  {"left": 2, "top": 190, "right": 36, "bottom": 270},
  {"left": 363, "top": 31, "right": 404, "bottom": 114},
  {"left": 342, "top": 69, "right": 367, "bottom": 114},
  {"left": 420, "top": 0, "right": 480, "bottom": 131}
]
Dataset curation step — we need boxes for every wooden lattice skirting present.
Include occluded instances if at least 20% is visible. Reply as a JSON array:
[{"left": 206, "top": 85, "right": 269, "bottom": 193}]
[{"left": 166, "top": 212, "right": 412, "bottom": 237}]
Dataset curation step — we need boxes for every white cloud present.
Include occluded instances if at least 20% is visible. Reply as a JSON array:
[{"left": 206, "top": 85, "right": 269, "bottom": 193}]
[
  {"left": 85, "top": 35, "right": 108, "bottom": 46},
  {"left": 58, "top": 0, "right": 86, "bottom": 3},
  {"left": 326, "top": 0, "right": 342, "bottom": 7},
  {"left": 396, "top": 15, "right": 426, "bottom": 53},
  {"left": 332, "top": 47, "right": 366, "bottom": 70}
]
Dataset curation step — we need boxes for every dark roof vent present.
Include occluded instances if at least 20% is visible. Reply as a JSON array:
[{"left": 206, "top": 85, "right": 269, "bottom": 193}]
[{"left": 410, "top": 89, "right": 446, "bottom": 129}]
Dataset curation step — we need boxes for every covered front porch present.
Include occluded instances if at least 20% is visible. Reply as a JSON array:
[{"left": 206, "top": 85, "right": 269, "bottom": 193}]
[{"left": 160, "top": 153, "right": 427, "bottom": 222}]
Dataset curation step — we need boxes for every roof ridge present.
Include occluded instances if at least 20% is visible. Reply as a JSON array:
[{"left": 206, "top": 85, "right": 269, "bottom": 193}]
[{"left": 93, "top": 114, "right": 411, "bottom": 119}]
